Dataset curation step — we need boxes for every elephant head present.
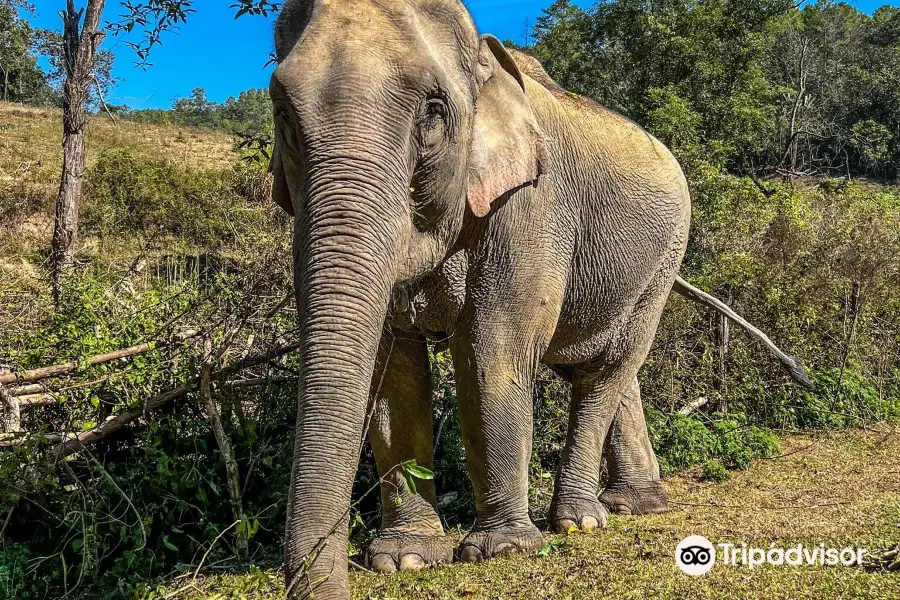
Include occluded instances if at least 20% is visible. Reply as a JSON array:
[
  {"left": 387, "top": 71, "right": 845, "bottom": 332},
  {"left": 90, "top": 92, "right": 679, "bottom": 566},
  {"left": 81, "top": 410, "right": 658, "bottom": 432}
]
[{"left": 269, "top": 0, "right": 549, "bottom": 596}]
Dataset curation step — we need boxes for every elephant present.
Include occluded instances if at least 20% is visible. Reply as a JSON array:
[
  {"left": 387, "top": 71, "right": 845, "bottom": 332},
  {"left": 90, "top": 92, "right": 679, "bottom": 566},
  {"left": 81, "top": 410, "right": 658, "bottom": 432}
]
[{"left": 268, "top": 1, "right": 811, "bottom": 598}]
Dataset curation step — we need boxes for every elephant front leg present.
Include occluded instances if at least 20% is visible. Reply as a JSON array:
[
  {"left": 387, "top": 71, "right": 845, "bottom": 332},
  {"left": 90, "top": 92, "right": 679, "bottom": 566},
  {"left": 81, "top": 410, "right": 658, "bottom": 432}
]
[
  {"left": 599, "top": 378, "right": 669, "bottom": 515},
  {"left": 365, "top": 330, "right": 454, "bottom": 573},
  {"left": 451, "top": 336, "right": 545, "bottom": 563}
]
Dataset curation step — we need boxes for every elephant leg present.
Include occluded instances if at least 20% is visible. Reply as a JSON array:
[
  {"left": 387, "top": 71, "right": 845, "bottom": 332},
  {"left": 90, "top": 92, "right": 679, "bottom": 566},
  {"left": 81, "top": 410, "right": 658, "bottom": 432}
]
[
  {"left": 547, "top": 366, "right": 626, "bottom": 533},
  {"left": 364, "top": 330, "right": 453, "bottom": 573},
  {"left": 451, "top": 333, "right": 545, "bottom": 563},
  {"left": 599, "top": 379, "right": 668, "bottom": 515},
  {"left": 550, "top": 268, "right": 675, "bottom": 531}
]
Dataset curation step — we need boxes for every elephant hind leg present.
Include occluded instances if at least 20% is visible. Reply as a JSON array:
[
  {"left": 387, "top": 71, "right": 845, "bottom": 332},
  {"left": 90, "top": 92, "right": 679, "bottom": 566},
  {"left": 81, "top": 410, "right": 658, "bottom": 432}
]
[
  {"left": 599, "top": 377, "right": 669, "bottom": 515},
  {"left": 549, "top": 268, "right": 674, "bottom": 530},
  {"left": 365, "top": 329, "right": 453, "bottom": 573},
  {"left": 548, "top": 365, "right": 624, "bottom": 533}
]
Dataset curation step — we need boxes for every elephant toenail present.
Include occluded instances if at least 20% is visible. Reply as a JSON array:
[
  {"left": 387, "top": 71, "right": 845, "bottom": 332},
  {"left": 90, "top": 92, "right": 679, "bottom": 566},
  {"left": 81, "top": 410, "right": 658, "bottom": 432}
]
[
  {"left": 555, "top": 518, "right": 577, "bottom": 533},
  {"left": 370, "top": 553, "right": 397, "bottom": 574},
  {"left": 581, "top": 516, "right": 599, "bottom": 531},
  {"left": 493, "top": 542, "right": 515, "bottom": 556},
  {"left": 399, "top": 554, "right": 426, "bottom": 571},
  {"left": 459, "top": 545, "right": 483, "bottom": 563}
]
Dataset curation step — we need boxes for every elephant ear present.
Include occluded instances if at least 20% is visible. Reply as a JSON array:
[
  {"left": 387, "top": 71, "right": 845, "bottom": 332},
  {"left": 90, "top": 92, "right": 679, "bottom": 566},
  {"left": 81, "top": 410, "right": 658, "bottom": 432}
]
[
  {"left": 467, "top": 35, "right": 551, "bottom": 218},
  {"left": 270, "top": 140, "right": 295, "bottom": 216}
]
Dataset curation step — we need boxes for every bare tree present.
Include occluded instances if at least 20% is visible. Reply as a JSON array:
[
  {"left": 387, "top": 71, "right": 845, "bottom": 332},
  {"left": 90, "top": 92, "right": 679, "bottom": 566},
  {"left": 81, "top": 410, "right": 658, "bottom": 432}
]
[{"left": 50, "top": 0, "right": 105, "bottom": 308}]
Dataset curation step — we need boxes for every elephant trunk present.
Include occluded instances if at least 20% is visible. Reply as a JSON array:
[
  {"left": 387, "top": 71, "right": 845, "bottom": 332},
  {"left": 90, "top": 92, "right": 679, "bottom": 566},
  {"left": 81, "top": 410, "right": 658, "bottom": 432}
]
[{"left": 284, "top": 153, "right": 406, "bottom": 598}]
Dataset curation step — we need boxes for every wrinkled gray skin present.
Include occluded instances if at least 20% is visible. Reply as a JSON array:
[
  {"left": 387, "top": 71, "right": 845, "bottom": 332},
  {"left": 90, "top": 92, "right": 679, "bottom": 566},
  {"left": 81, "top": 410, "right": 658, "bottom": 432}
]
[{"left": 272, "top": 1, "right": 697, "bottom": 598}]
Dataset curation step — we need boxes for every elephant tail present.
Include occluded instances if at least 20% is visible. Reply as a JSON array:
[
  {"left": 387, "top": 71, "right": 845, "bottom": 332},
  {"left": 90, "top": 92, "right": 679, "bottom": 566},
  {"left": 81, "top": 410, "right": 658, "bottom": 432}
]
[{"left": 672, "top": 275, "right": 816, "bottom": 390}]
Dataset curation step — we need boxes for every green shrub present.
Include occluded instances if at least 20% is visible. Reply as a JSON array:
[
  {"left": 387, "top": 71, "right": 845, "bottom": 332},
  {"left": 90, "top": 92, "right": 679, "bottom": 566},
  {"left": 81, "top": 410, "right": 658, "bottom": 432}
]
[
  {"left": 83, "top": 149, "right": 267, "bottom": 248},
  {"left": 647, "top": 411, "right": 780, "bottom": 475},
  {"left": 700, "top": 460, "right": 730, "bottom": 483},
  {"left": 0, "top": 543, "right": 33, "bottom": 600}
]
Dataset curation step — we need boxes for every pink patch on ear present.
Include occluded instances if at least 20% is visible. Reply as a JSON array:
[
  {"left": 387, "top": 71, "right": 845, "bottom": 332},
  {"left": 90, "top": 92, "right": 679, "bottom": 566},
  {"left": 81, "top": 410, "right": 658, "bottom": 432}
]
[
  {"left": 467, "top": 134, "right": 550, "bottom": 218},
  {"left": 467, "top": 186, "right": 493, "bottom": 218}
]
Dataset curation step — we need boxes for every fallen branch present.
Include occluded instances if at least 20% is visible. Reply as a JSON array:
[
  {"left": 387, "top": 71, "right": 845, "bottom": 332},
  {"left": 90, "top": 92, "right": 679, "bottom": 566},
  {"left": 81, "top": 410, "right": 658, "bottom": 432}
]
[
  {"left": 223, "top": 376, "right": 297, "bottom": 390},
  {"left": 51, "top": 339, "right": 302, "bottom": 459},
  {"left": 8, "top": 383, "right": 48, "bottom": 397},
  {"left": 9, "top": 375, "right": 114, "bottom": 398},
  {"left": 200, "top": 339, "right": 248, "bottom": 556},
  {"left": 17, "top": 394, "right": 58, "bottom": 407},
  {"left": 0, "top": 432, "right": 68, "bottom": 447},
  {"left": 0, "top": 330, "right": 199, "bottom": 385},
  {"left": 678, "top": 396, "right": 709, "bottom": 416}
]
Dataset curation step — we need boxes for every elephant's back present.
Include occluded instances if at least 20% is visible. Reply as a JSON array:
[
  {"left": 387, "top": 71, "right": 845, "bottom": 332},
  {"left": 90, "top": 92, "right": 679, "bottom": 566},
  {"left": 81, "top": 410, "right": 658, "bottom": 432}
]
[{"left": 510, "top": 49, "right": 688, "bottom": 207}]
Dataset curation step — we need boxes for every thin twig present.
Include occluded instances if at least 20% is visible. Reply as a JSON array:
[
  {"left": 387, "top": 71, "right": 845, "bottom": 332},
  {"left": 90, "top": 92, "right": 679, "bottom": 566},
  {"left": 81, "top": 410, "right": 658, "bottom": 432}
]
[{"left": 193, "top": 520, "right": 242, "bottom": 580}]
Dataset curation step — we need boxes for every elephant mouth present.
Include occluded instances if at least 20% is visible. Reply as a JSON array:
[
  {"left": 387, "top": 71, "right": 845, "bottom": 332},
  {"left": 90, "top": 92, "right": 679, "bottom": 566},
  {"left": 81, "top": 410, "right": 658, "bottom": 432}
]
[{"left": 390, "top": 284, "right": 419, "bottom": 325}]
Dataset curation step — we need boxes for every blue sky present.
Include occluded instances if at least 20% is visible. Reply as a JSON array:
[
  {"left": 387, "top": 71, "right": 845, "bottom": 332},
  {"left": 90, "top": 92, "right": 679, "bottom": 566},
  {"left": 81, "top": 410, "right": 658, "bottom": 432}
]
[{"left": 28, "top": 0, "right": 895, "bottom": 110}]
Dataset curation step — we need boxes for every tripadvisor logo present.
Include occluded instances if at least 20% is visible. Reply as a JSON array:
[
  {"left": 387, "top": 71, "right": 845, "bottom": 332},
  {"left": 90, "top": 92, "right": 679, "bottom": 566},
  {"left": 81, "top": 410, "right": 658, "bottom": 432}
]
[
  {"left": 676, "top": 535, "right": 717, "bottom": 575},
  {"left": 675, "top": 536, "right": 867, "bottom": 575}
]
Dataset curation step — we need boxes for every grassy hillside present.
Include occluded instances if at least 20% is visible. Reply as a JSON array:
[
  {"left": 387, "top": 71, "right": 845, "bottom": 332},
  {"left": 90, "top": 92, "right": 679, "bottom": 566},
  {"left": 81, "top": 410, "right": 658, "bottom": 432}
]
[
  {"left": 141, "top": 428, "right": 900, "bottom": 600},
  {"left": 0, "top": 101, "right": 253, "bottom": 289}
]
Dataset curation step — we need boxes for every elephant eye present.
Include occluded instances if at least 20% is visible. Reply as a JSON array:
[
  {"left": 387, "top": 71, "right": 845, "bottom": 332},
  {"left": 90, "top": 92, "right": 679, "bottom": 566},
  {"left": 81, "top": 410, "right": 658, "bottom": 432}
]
[
  {"left": 421, "top": 98, "right": 449, "bottom": 139},
  {"left": 425, "top": 99, "right": 447, "bottom": 121}
]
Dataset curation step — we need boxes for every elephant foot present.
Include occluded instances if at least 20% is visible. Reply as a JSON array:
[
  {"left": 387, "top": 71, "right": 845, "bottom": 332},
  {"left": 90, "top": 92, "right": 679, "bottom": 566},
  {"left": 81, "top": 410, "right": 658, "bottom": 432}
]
[
  {"left": 364, "top": 533, "right": 454, "bottom": 573},
  {"left": 600, "top": 481, "right": 669, "bottom": 515},
  {"left": 548, "top": 496, "right": 609, "bottom": 533},
  {"left": 457, "top": 522, "right": 544, "bottom": 563}
]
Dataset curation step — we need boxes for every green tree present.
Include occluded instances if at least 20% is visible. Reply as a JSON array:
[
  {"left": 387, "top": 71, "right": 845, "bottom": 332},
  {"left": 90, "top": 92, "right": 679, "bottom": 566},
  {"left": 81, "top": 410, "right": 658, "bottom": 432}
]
[{"left": 0, "top": 1, "right": 55, "bottom": 104}]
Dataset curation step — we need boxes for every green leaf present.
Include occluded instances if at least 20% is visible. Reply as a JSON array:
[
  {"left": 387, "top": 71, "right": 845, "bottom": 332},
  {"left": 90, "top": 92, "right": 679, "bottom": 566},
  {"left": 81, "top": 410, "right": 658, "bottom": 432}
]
[
  {"left": 163, "top": 535, "right": 178, "bottom": 552},
  {"left": 401, "top": 459, "right": 435, "bottom": 481},
  {"left": 402, "top": 471, "right": 417, "bottom": 495},
  {"left": 81, "top": 421, "right": 97, "bottom": 431},
  {"left": 71, "top": 538, "right": 83, "bottom": 552}
]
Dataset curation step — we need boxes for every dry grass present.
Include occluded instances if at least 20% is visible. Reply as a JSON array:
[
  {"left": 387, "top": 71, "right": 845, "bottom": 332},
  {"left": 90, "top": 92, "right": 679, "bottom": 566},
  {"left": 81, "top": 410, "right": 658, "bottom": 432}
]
[
  {"left": 146, "top": 427, "right": 900, "bottom": 600},
  {"left": 0, "top": 101, "right": 239, "bottom": 290},
  {"left": 0, "top": 102, "right": 235, "bottom": 189}
]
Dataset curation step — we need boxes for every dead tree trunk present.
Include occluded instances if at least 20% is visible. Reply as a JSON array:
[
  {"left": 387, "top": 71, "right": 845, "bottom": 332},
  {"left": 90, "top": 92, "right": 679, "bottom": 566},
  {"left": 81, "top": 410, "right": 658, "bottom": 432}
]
[
  {"left": 714, "top": 283, "right": 733, "bottom": 395},
  {"left": 0, "top": 385, "right": 20, "bottom": 433},
  {"left": 1, "top": 64, "right": 8, "bottom": 102},
  {"left": 51, "top": 0, "right": 106, "bottom": 308}
]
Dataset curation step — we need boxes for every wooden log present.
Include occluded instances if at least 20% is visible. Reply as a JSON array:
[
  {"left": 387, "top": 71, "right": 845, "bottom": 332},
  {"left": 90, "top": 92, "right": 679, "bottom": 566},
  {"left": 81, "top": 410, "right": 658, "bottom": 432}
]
[
  {"left": 18, "top": 394, "right": 58, "bottom": 407},
  {"left": 0, "top": 330, "right": 199, "bottom": 385}
]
